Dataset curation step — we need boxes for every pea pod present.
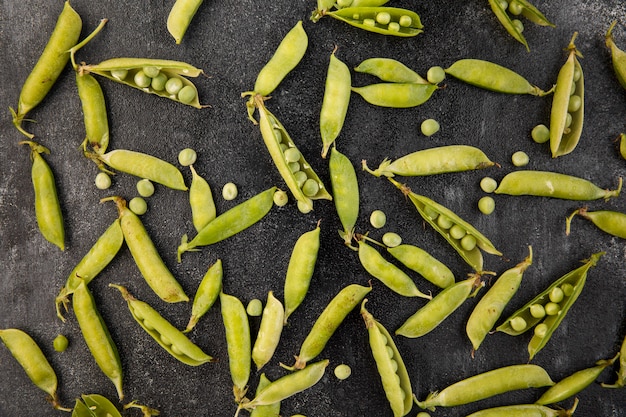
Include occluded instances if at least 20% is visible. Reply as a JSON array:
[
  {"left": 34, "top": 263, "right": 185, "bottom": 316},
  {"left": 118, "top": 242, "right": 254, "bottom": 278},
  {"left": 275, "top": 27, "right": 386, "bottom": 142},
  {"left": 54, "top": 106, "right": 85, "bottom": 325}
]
[
  {"left": 220, "top": 292, "right": 251, "bottom": 403},
  {"left": 177, "top": 186, "right": 277, "bottom": 261},
  {"left": 167, "top": 0, "right": 203, "bottom": 44},
  {"left": 329, "top": 147, "right": 359, "bottom": 247},
  {"left": 466, "top": 398, "right": 578, "bottom": 417},
  {"left": 355, "top": 57, "right": 428, "bottom": 84},
  {"left": 79, "top": 394, "right": 123, "bottom": 417},
  {"left": 184, "top": 259, "right": 223, "bottom": 333},
  {"left": 20, "top": 141, "right": 65, "bottom": 251},
  {"left": 189, "top": 165, "right": 216, "bottom": 232},
  {"left": 487, "top": 0, "right": 528, "bottom": 50},
  {"left": 606, "top": 21, "right": 626, "bottom": 90},
  {"left": 566, "top": 207, "right": 626, "bottom": 239},
  {"left": 352, "top": 82, "right": 437, "bottom": 108},
  {"left": 620, "top": 132, "right": 626, "bottom": 160},
  {"left": 320, "top": 50, "right": 351, "bottom": 158},
  {"left": 516, "top": 0, "right": 555, "bottom": 27},
  {"left": 76, "top": 71, "right": 110, "bottom": 154},
  {"left": 363, "top": 145, "right": 495, "bottom": 177},
  {"left": 494, "top": 170, "right": 622, "bottom": 201},
  {"left": 249, "top": 373, "right": 281, "bottom": 417},
  {"left": 416, "top": 364, "right": 554, "bottom": 411},
  {"left": 110, "top": 284, "right": 214, "bottom": 366},
  {"left": 602, "top": 334, "right": 626, "bottom": 388},
  {"left": 252, "top": 291, "right": 285, "bottom": 371},
  {"left": 319, "top": 7, "right": 423, "bottom": 37},
  {"left": 72, "top": 398, "right": 97, "bottom": 417},
  {"left": 497, "top": 251, "right": 604, "bottom": 360},
  {"left": 10, "top": 1, "right": 82, "bottom": 138},
  {"left": 361, "top": 300, "right": 412, "bottom": 417},
  {"left": 387, "top": 243, "right": 455, "bottom": 289}
]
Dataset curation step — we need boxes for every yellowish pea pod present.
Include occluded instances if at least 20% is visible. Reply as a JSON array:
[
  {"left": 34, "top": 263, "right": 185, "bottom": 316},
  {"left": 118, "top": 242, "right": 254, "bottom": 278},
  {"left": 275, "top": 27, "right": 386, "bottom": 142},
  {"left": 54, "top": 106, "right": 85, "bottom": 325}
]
[
  {"left": 220, "top": 292, "right": 251, "bottom": 403},
  {"left": 249, "top": 373, "right": 281, "bottom": 417},
  {"left": 606, "top": 21, "right": 626, "bottom": 90},
  {"left": 321, "top": 7, "right": 423, "bottom": 37},
  {"left": 352, "top": 82, "right": 437, "bottom": 108},
  {"left": 252, "top": 291, "right": 285, "bottom": 371},
  {"left": 466, "top": 399, "right": 578, "bottom": 417},
  {"left": 167, "top": 0, "right": 204, "bottom": 44},
  {"left": 76, "top": 71, "right": 109, "bottom": 154},
  {"left": 320, "top": 49, "right": 351, "bottom": 158}
]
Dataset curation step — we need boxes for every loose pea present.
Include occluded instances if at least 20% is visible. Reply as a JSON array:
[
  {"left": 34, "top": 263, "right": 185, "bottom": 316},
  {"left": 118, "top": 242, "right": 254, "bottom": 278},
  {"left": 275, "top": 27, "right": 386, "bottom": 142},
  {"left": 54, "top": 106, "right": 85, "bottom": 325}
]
[
  {"left": 273, "top": 190, "right": 288, "bottom": 206},
  {"left": 143, "top": 66, "right": 160, "bottom": 78},
  {"left": 53, "top": 334, "right": 69, "bottom": 352},
  {"left": 370, "top": 209, "right": 387, "bottom": 228},
  {"left": 134, "top": 70, "right": 152, "bottom": 88},
  {"left": 549, "top": 287, "right": 564, "bottom": 303},
  {"left": 111, "top": 69, "right": 128, "bottom": 81},
  {"left": 247, "top": 299, "right": 263, "bottom": 316},
  {"left": 449, "top": 224, "right": 466, "bottom": 240},
  {"left": 426, "top": 66, "right": 446, "bottom": 84},
  {"left": 302, "top": 179, "right": 320, "bottom": 197},
  {"left": 222, "top": 182, "right": 238, "bottom": 200},
  {"left": 129, "top": 197, "right": 148, "bottom": 215},
  {"left": 95, "top": 172, "right": 112, "bottom": 189},
  {"left": 511, "top": 150, "right": 529, "bottom": 166},
  {"left": 421, "top": 118, "right": 440, "bottom": 136},
  {"left": 534, "top": 323, "right": 548, "bottom": 338},
  {"left": 284, "top": 147, "right": 301, "bottom": 163},
  {"left": 530, "top": 303, "right": 546, "bottom": 319},
  {"left": 510, "top": 316, "right": 527, "bottom": 331},
  {"left": 334, "top": 364, "right": 352, "bottom": 380},
  {"left": 376, "top": 12, "right": 391, "bottom": 25},
  {"left": 382, "top": 232, "right": 402, "bottom": 247},
  {"left": 178, "top": 148, "right": 197, "bottom": 166},
  {"left": 136, "top": 179, "right": 155, "bottom": 197},
  {"left": 165, "top": 77, "right": 184, "bottom": 95},
  {"left": 437, "top": 214, "right": 454, "bottom": 230},
  {"left": 531, "top": 124, "right": 550, "bottom": 143},
  {"left": 151, "top": 72, "right": 168, "bottom": 91},
  {"left": 544, "top": 302, "right": 560, "bottom": 315},
  {"left": 478, "top": 197, "right": 495, "bottom": 215}
]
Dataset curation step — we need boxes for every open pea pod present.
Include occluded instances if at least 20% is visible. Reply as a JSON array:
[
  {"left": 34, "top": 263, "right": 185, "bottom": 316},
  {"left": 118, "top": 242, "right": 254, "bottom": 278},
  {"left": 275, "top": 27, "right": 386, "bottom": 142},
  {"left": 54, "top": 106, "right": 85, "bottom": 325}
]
[
  {"left": 79, "top": 394, "right": 122, "bottom": 417},
  {"left": 81, "top": 58, "right": 205, "bottom": 108},
  {"left": 516, "top": 0, "right": 555, "bottom": 27},
  {"left": 323, "top": 7, "right": 423, "bottom": 37},
  {"left": 487, "top": 0, "right": 529, "bottom": 50}
]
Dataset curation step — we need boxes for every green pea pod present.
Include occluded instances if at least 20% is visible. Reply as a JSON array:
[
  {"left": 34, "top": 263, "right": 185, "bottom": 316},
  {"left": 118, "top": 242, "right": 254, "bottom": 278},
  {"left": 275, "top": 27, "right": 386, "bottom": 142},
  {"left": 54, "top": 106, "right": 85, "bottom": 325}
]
[
  {"left": 220, "top": 292, "right": 251, "bottom": 403},
  {"left": 249, "top": 373, "right": 281, "bottom": 417},
  {"left": 73, "top": 281, "right": 124, "bottom": 400},
  {"left": 396, "top": 275, "right": 483, "bottom": 338},
  {"left": 320, "top": 50, "right": 351, "bottom": 158},
  {"left": 72, "top": 398, "right": 97, "bottom": 417},
  {"left": 324, "top": 7, "right": 423, "bottom": 37},
  {"left": 354, "top": 57, "right": 428, "bottom": 84},
  {"left": 497, "top": 251, "right": 604, "bottom": 360},
  {"left": 167, "top": 0, "right": 203, "bottom": 44},
  {"left": 466, "top": 247, "right": 533, "bottom": 352},
  {"left": 550, "top": 33, "right": 584, "bottom": 157},
  {"left": 516, "top": 0, "right": 555, "bottom": 27},
  {"left": 329, "top": 147, "right": 359, "bottom": 247},
  {"left": 184, "top": 259, "right": 223, "bottom": 333},
  {"left": 252, "top": 291, "right": 285, "bottom": 371},
  {"left": 284, "top": 223, "right": 321, "bottom": 322},
  {"left": 10, "top": 1, "right": 82, "bottom": 138},
  {"left": 352, "top": 82, "right": 437, "bottom": 108},
  {"left": 110, "top": 284, "right": 214, "bottom": 366},
  {"left": 494, "top": 170, "right": 622, "bottom": 201},
  {"left": 416, "top": 364, "right": 554, "bottom": 411},
  {"left": 444, "top": 59, "right": 546, "bottom": 95},
  {"left": 361, "top": 300, "right": 412, "bottom": 417},
  {"left": 189, "top": 165, "right": 216, "bottom": 232},
  {"left": 89, "top": 149, "right": 187, "bottom": 191},
  {"left": 566, "top": 207, "right": 626, "bottom": 239},
  {"left": 387, "top": 243, "right": 455, "bottom": 289},
  {"left": 0, "top": 328, "right": 64, "bottom": 410},
  {"left": 338, "top": 0, "right": 391, "bottom": 9},
  {"left": 620, "top": 133, "right": 626, "bottom": 160},
  {"left": 80, "top": 394, "right": 123, "bottom": 417},
  {"left": 20, "top": 141, "right": 65, "bottom": 251},
  {"left": 466, "top": 399, "right": 578, "bottom": 417},
  {"left": 602, "top": 334, "right": 626, "bottom": 388},
  {"left": 389, "top": 177, "right": 502, "bottom": 272},
  {"left": 105, "top": 196, "right": 189, "bottom": 303},
  {"left": 363, "top": 145, "right": 495, "bottom": 177},
  {"left": 76, "top": 71, "right": 109, "bottom": 154},
  {"left": 177, "top": 186, "right": 277, "bottom": 261},
  {"left": 606, "top": 21, "right": 626, "bottom": 90},
  {"left": 487, "top": 0, "right": 529, "bottom": 51}
]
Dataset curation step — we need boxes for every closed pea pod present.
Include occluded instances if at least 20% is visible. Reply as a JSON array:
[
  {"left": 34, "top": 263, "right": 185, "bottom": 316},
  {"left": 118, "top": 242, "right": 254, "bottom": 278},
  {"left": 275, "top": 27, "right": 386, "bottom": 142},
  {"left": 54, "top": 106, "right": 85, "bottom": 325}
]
[
  {"left": 606, "top": 21, "right": 626, "bottom": 90},
  {"left": 352, "top": 82, "right": 437, "bottom": 108},
  {"left": 320, "top": 7, "right": 423, "bottom": 37},
  {"left": 387, "top": 243, "right": 455, "bottom": 288},
  {"left": 79, "top": 394, "right": 125, "bottom": 417},
  {"left": 565, "top": 207, "right": 626, "bottom": 239},
  {"left": 320, "top": 49, "right": 351, "bottom": 158},
  {"left": 76, "top": 71, "right": 109, "bottom": 154},
  {"left": 466, "top": 398, "right": 578, "bottom": 417},
  {"left": 602, "top": 334, "right": 626, "bottom": 388},
  {"left": 329, "top": 147, "right": 359, "bottom": 247},
  {"left": 167, "top": 0, "right": 203, "bottom": 44},
  {"left": 354, "top": 57, "right": 428, "bottom": 84},
  {"left": 220, "top": 292, "right": 251, "bottom": 403},
  {"left": 184, "top": 259, "right": 223, "bottom": 333},
  {"left": 252, "top": 291, "right": 285, "bottom": 371},
  {"left": 189, "top": 165, "right": 216, "bottom": 232},
  {"left": 250, "top": 373, "right": 281, "bottom": 417}
]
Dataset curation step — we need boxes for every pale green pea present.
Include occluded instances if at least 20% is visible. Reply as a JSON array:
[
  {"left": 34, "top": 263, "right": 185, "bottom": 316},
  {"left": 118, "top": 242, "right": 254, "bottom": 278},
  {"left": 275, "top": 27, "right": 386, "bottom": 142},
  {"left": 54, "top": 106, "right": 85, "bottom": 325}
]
[
  {"left": 461, "top": 235, "right": 477, "bottom": 251},
  {"left": 530, "top": 303, "right": 546, "bottom": 318},
  {"left": 188, "top": 165, "right": 216, "bottom": 232},
  {"left": 568, "top": 95, "right": 581, "bottom": 112},
  {"left": 376, "top": 12, "right": 391, "bottom": 25},
  {"left": 247, "top": 299, "right": 263, "bottom": 316},
  {"left": 511, "top": 19, "right": 524, "bottom": 33},
  {"left": 129, "top": 197, "right": 147, "bottom": 215},
  {"left": 151, "top": 72, "right": 168, "bottom": 91},
  {"left": 382, "top": 232, "right": 402, "bottom": 247},
  {"left": 337, "top": 0, "right": 352, "bottom": 6},
  {"left": 178, "top": 148, "right": 197, "bottom": 166},
  {"left": 417, "top": 413, "right": 431, "bottom": 417},
  {"left": 549, "top": 287, "right": 564, "bottom": 303},
  {"left": 421, "top": 119, "right": 440, "bottom": 136},
  {"left": 53, "top": 334, "right": 69, "bottom": 352},
  {"left": 423, "top": 205, "right": 439, "bottom": 220},
  {"left": 497, "top": 0, "right": 508, "bottom": 9},
  {"left": 363, "top": 18, "right": 376, "bottom": 26},
  {"left": 95, "top": 172, "right": 112, "bottom": 189},
  {"left": 184, "top": 259, "right": 222, "bottom": 333},
  {"left": 388, "top": 22, "right": 400, "bottom": 32},
  {"left": 370, "top": 209, "right": 386, "bottom": 228},
  {"left": 508, "top": 0, "right": 523, "bottom": 14},
  {"left": 252, "top": 291, "right": 284, "bottom": 371},
  {"left": 334, "top": 364, "right": 352, "bottom": 380},
  {"left": 534, "top": 323, "right": 548, "bottom": 338},
  {"left": 302, "top": 178, "right": 320, "bottom": 197},
  {"left": 143, "top": 66, "right": 160, "bottom": 78},
  {"left": 511, "top": 150, "right": 529, "bottom": 166},
  {"left": 167, "top": 0, "right": 204, "bottom": 44},
  {"left": 134, "top": 70, "right": 152, "bottom": 88},
  {"left": 437, "top": 214, "right": 453, "bottom": 229},
  {"left": 427, "top": 66, "right": 446, "bottom": 84},
  {"left": 136, "top": 179, "right": 155, "bottom": 197},
  {"left": 297, "top": 200, "right": 313, "bottom": 214},
  {"left": 294, "top": 170, "right": 308, "bottom": 187},
  {"left": 449, "top": 224, "right": 466, "bottom": 240},
  {"left": 545, "top": 302, "right": 560, "bottom": 315},
  {"left": 222, "top": 182, "right": 238, "bottom": 200},
  {"left": 289, "top": 161, "right": 300, "bottom": 172},
  {"left": 111, "top": 69, "right": 128, "bottom": 81},
  {"left": 531, "top": 124, "right": 550, "bottom": 143},
  {"left": 510, "top": 316, "right": 527, "bottom": 331},
  {"left": 177, "top": 85, "right": 197, "bottom": 104},
  {"left": 273, "top": 190, "right": 288, "bottom": 206},
  {"left": 561, "top": 283, "right": 574, "bottom": 296},
  {"left": 165, "top": 77, "right": 184, "bottom": 94},
  {"left": 284, "top": 147, "right": 301, "bottom": 162},
  {"left": 399, "top": 15, "right": 412, "bottom": 27},
  {"left": 478, "top": 196, "right": 495, "bottom": 215}
]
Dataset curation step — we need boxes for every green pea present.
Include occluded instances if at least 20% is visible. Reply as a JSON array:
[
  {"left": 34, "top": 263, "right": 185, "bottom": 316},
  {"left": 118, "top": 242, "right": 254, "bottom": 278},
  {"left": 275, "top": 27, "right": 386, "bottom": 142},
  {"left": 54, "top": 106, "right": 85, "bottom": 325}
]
[
  {"left": 561, "top": 283, "right": 574, "bottom": 296},
  {"left": 160, "top": 334, "right": 172, "bottom": 346},
  {"left": 222, "top": 182, "right": 238, "bottom": 200},
  {"left": 95, "top": 172, "right": 112, "bottom": 189},
  {"left": 511, "top": 18, "right": 524, "bottom": 33},
  {"left": 477, "top": 196, "right": 496, "bottom": 215},
  {"left": 297, "top": 200, "right": 313, "bottom": 214},
  {"left": 460, "top": 234, "right": 477, "bottom": 251},
  {"left": 284, "top": 147, "right": 301, "bottom": 163},
  {"left": 177, "top": 85, "right": 197, "bottom": 104},
  {"left": 423, "top": 205, "right": 439, "bottom": 220},
  {"left": 294, "top": 170, "right": 308, "bottom": 187},
  {"left": 497, "top": 0, "right": 508, "bottom": 9},
  {"left": 52, "top": 334, "right": 69, "bottom": 352},
  {"left": 534, "top": 323, "right": 548, "bottom": 338},
  {"left": 437, "top": 214, "right": 454, "bottom": 230},
  {"left": 352, "top": 83, "right": 437, "bottom": 108},
  {"left": 544, "top": 302, "right": 560, "bottom": 315},
  {"left": 178, "top": 148, "right": 197, "bottom": 166},
  {"left": 421, "top": 118, "right": 440, "bottom": 136},
  {"left": 370, "top": 209, "right": 387, "bottom": 228},
  {"left": 337, "top": 0, "right": 353, "bottom": 7},
  {"left": 387, "top": 22, "right": 400, "bottom": 32},
  {"left": 136, "top": 179, "right": 155, "bottom": 197},
  {"left": 568, "top": 95, "right": 582, "bottom": 112},
  {"left": 376, "top": 11, "right": 391, "bottom": 25},
  {"left": 330, "top": 147, "right": 359, "bottom": 247},
  {"left": 508, "top": 0, "right": 523, "bottom": 14},
  {"left": 302, "top": 178, "right": 320, "bottom": 197},
  {"left": 531, "top": 124, "right": 550, "bottom": 143},
  {"left": 387, "top": 243, "right": 455, "bottom": 289},
  {"left": 320, "top": 51, "right": 351, "bottom": 157},
  {"left": 288, "top": 161, "right": 301, "bottom": 173},
  {"left": 246, "top": 299, "right": 263, "bottom": 316},
  {"left": 133, "top": 70, "right": 152, "bottom": 88},
  {"left": 334, "top": 364, "right": 352, "bottom": 380},
  {"left": 426, "top": 66, "right": 446, "bottom": 84},
  {"left": 549, "top": 287, "right": 565, "bottom": 303},
  {"left": 511, "top": 150, "right": 529, "bottom": 166},
  {"left": 250, "top": 373, "right": 281, "bottom": 417},
  {"left": 480, "top": 177, "right": 498, "bottom": 193},
  {"left": 150, "top": 72, "right": 168, "bottom": 91},
  {"left": 417, "top": 413, "right": 431, "bottom": 417},
  {"left": 606, "top": 21, "right": 626, "bottom": 90},
  {"left": 398, "top": 14, "right": 412, "bottom": 27},
  {"left": 530, "top": 303, "right": 546, "bottom": 318},
  {"left": 76, "top": 71, "right": 110, "bottom": 154},
  {"left": 363, "top": 18, "right": 376, "bottom": 26},
  {"left": 111, "top": 69, "right": 128, "bottom": 81},
  {"left": 165, "top": 77, "right": 184, "bottom": 94},
  {"left": 129, "top": 196, "right": 148, "bottom": 215},
  {"left": 382, "top": 232, "right": 402, "bottom": 247},
  {"left": 273, "top": 189, "right": 289, "bottom": 207},
  {"left": 510, "top": 316, "right": 527, "bottom": 331},
  {"left": 449, "top": 224, "right": 466, "bottom": 240}
]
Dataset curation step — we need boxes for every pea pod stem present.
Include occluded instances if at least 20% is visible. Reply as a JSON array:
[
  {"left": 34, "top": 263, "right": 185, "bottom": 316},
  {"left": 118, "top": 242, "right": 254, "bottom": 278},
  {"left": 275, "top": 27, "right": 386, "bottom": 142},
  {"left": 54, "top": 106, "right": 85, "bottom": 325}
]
[
  {"left": 602, "top": 334, "right": 626, "bottom": 388},
  {"left": 70, "top": 18, "right": 109, "bottom": 71},
  {"left": 566, "top": 207, "right": 626, "bottom": 239}
]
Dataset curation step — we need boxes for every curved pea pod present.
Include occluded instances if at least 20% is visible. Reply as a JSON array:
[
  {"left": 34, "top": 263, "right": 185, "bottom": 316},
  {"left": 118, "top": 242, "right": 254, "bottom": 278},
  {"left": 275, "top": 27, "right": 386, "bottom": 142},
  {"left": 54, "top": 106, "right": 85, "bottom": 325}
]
[
  {"left": 21, "top": 141, "right": 65, "bottom": 251},
  {"left": 167, "top": 0, "right": 203, "bottom": 44},
  {"left": 323, "top": 7, "right": 423, "bottom": 37},
  {"left": 72, "top": 398, "right": 97, "bottom": 417},
  {"left": 606, "top": 21, "right": 626, "bottom": 90},
  {"left": 110, "top": 284, "right": 214, "bottom": 366},
  {"left": 516, "top": 0, "right": 555, "bottom": 27},
  {"left": 361, "top": 300, "right": 412, "bottom": 417},
  {"left": 566, "top": 207, "right": 626, "bottom": 239},
  {"left": 602, "top": 334, "right": 626, "bottom": 388},
  {"left": 496, "top": 251, "right": 604, "bottom": 360},
  {"left": 10, "top": 1, "right": 82, "bottom": 138},
  {"left": 252, "top": 291, "right": 285, "bottom": 371},
  {"left": 76, "top": 71, "right": 109, "bottom": 154},
  {"left": 444, "top": 59, "right": 547, "bottom": 95},
  {"left": 73, "top": 281, "right": 124, "bottom": 400},
  {"left": 389, "top": 177, "right": 502, "bottom": 273},
  {"left": 329, "top": 147, "right": 359, "bottom": 247},
  {"left": 352, "top": 82, "right": 437, "bottom": 108},
  {"left": 466, "top": 247, "right": 533, "bottom": 352},
  {"left": 494, "top": 170, "right": 622, "bottom": 201},
  {"left": 387, "top": 243, "right": 455, "bottom": 289},
  {"left": 189, "top": 165, "right": 216, "bottom": 232},
  {"left": 88, "top": 149, "right": 187, "bottom": 191},
  {"left": 288, "top": 283, "right": 371, "bottom": 370},
  {"left": 184, "top": 259, "right": 223, "bottom": 333},
  {"left": 466, "top": 398, "right": 578, "bottom": 417},
  {"left": 284, "top": 224, "right": 321, "bottom": 322},
  {"left": 249, "top": 373, "right": 281, "bottom": 417},
  {"left": 82, "top": 58, "right": 205, "bottom": 108},
  {"left": 357, "top": 238, "right": 432, "bottom": 299},
  {"left": 396, "top": 275, "right": 483, "bottom": 338},
  {"left": 80, "top": 394, "right": 124, "bottom": 417},
  {"left": 355, "top": 57, "right": 428, "bottom": 84},
  {"left": 536, "top": 354, "right": 619, "bottom": 405},
  {"left": 220, "top": 292, "right": 251, "bottom": 403},
  {"left": 320, "top": 51, "right": 351, "bottom": 158},
  {"left": 363, "top": 145, "right": 495, "bottom": 177},
  {"left": 105, "top": 196, "right": 189, "bottom": 303},
  {"left": 177, "top": 187, "right": 277, "bottom": 261},
  {"left": 416, "top": 364, "right": 554, "bottom": 411},
  {"left": 0, "top": 328, "right": 64, "bottom": 410}
]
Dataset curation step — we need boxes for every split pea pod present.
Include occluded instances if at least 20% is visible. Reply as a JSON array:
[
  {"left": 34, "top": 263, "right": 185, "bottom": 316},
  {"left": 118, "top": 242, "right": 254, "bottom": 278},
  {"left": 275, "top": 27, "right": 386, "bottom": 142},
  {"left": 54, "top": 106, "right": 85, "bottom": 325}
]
[
  {"left": 497, "top": 251, "right": 604, "bottom": 360},
  {"left": 466, "top": 398, "right": 578, "bottom": 417},
  {"left": 361, "top": 300, "right": 412, "bottom": 417},
  {"left": 20, "top": 141, "right": 65, "bottom": 250},
  {"left": 284, "top": 223, "right": 321, "bottom": 322},
  {"left": 167, "top": 0, "right": 203, "bottom": 44},
  {"left": 104, "top": 196, "right": 189, "bottom": 303},
  {"left": 288, "top": 283, "right": 371, "bottom": 370},
  {"left": 494, "top": 170, "right": 622, "bottom": 201},
  {"left": 184, "top": 259, "right": 223, "bottom": 333},
  {"left": 110, "top": 284, "right": 214, "bottom": 366},
  {"left": 566, "top": 207, "right": 626, "bottom": 239},
  {"left": 10, "top": 1, "right": 82, "bottom": 138},
  {"left": 220, "top": 292, "right": 251, "bottom": 403},
  {"left": 249, "top": 373, "right": 281, "bottom": 417},
  {"left": 466, "top": 247, "right": 533, "bottom": 351},
  {"left": 602, "top": 334, "right": 626, "bottom": 388},
  {"left": 252, "top": 291, "right": 285, "bottom": 371},
  {"left": 416, "top": 364, "right": 554, "bottom": 411},
  {"left": 352, "top": 82, "right": 437, "bottom": 108},
  {"left": 362, "top": 145, "right": 495, "bottom": 177},
  {"left": 319, "top": 7, "right": 423, "bottom": 37},
  {"left": 444, "top": 59, "right": 546, "bottom": 95},
  {"left": 329, "top": 147, "right": 359, "bottom": 247},
  {"left": 78, "top": 394, "right": 125, "bottom": 417},
  {"left": 355, "top": 57, "right": 428, "bottom": 84},
  {"left": 606, "top": 21, "right": 626, "bottom": 90},
  {"left": 0, "top": 328, "right": 65, "bottom": 410},
  {"left": 320, "top": 50, "right": 351, "bottom": 158},
  {"left": 73, "top": 281, "right": 123, "bottom": 400},
  {"left": 177, "top": 186, "right": 277, "bottom": 261},
  {"left": 487, "top": 0, "right": 553, "bottom": 52},
  {"left": 396, "top": 275, "right": 483, "bottom": 338},
  {"left": 387, "top": 243, "right": 455, "bottom": 289},
  {"left": 189, "top": 165, "right": 216, "bottom": 232},
  {"left": 76, "top": 71, "right": 109, "bottom": 154}
]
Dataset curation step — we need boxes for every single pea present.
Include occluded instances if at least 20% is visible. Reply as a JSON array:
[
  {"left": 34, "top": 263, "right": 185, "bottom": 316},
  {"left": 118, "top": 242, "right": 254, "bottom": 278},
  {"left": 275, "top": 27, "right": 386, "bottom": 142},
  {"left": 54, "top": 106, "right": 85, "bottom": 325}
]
[
  {"left": 568, "top": 95, "right": 582, "bottom": 112},
  {"left": 53, "top": 334, "right": 69, "bottom": 352},
  {"left": 508, "top": 0, "right": 523, "bottom": 15},
  {"left": 297, "top": 200, "right": 313, "bottom": 214},
  {"left": 284, "top": 147, "right": 301, "bottom": 163},
  {"left": 375, "top": 12, "right": 391, "bottom": 25},
  {"left": 511, "top": 19, "right": 524, "bottom": 33},
  {"left": 95, "top": 172, "right": 112, "bottom": 189},
  {"left": 570, "top": 81, "right": 576, "bottom": 95},
  {"left": 302, "top": 179, "right": 320, "bottom": 197},
  {"left": 427, "top": 66, "right": 446, "bottom": 84},
  {"left": 565, "top": 113, "right": 573, "bottom": 128},
  {"left": 111, "top": 69, "right": 128, "bottom": 81},
  {"left": 165, "top": 77, "right": 184, "bottom": 95},
  {"left": 385, "top": 345, "right": 394, "bottom": 358},
  {"left": 497, "top": 0, "right": 508, "bottom": 9},
  {"left": 531, "top": 124, "right": 550, "bottom": 143},
  {"left": 436, "top": 214, "right": 454, "bottom": 230},
  {"left": 129, "top": 197, "right": 148, "bottom": 215},
  {"left": 246, "top": 299, "right": 263, "bottom": 316},
  {"left": 534, "top": 323, "right": 548, "bottom": 338},
  {"left": 273, "top": 190, "right": 288, "bottom": 207},
  {"left": 460, "top": 234, "right": 477, "bottom": 251},
  {"left": 561, "top": 283, "right": 574, "bottom": 297},
  {"left": 382, "top": 232, "right": 402, "bottom": 247},
  {"left": 177, "top": 85, "right": 197, "bottom": 104},
  {"left": 511, "top": 151, "right": 529, "bottom": 167},
  {"left": 510, "top": 316, "right": 527, "bottom": 331},
  {"left": 294, "top": 171, "right": 308, "bottom": 187},
  {"left": 573, "top": 66, "right": 582, "bottom": 82},
  {"left": 136, "top": 179, "right": 155, "bottom": 197},
  {"left": 178, "top": 148, "right": 197, "bottom": 166},
  {"left": 222, "top": 182, "right": 238, "bottom": 200},
  {"left": 544, "top": 302, "right": 560, "bottom": 316},
  {"left": 449, "top": 224, "right": 467, "bottom": 240},
  {"left": 399, "top": 15, "right": 412, "bottom": 27},
  {"left": 143, "top": 66, "right": 160, "bottom": 78},
  {"left": 478, "top": 196, "right": 495, "bottom": 215},
  {"left": 334, "top": 364, "right": 352, "bottom": 380},
  {"left": 423, "top": 205, "right": 439, "bottom": 220},
  {"left": 387, "top": 22, "right": 400, "bottom": 32},
  {"left": 363, "top": 18, "right": 376, "bottom": 27},
  {"left": 529, "top": 303, "right": 546, "bottom": 319},
  {"left": 549, "top": 287, "right": 565, "bottom": 303},
  {"left": 480, "top": 177, "right": 498, "bottom": 193},
  {"left": 151, "top": 73, "right": 168, "bottom": 91},
  {"left": 370, "top": 210, "right": 386, "bottom": 228},
  {"left": 421, "top": 118, "right": 440, "bottom": 136},
  {"left": 133, "top": 70, "right": 152, "bottom": 88},
  {"left": 288, "top": 162, "right": 301, "bottom": 173}
]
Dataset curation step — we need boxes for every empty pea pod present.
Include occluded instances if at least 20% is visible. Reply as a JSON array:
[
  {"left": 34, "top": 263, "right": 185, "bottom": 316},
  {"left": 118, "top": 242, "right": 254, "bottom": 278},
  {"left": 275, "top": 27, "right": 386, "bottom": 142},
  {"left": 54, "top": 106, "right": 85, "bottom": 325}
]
[
  {"left": 355, "top": 57, "right": 429, "bottom": 84},
  {"left": 329, "top": 147, "right": 359, "bottom": 247},
  {"left": 320, "top": 49, "right": 351, "bottom": 158},
  {"left": 352, "top": 82, "right": 437, "bottom": 108},
  {"left": 189, "top": 165, "right": 217, "bottom": 232},
  {"left": 318, "top": 7, "right": 423, "bottom": 37},
  {"left": 606, "top": 21, "right": 626, "bottom": 90},
  {"left": 250, "top": 373, "right": 281, "bottom": 417},
  {"left": 220, "top": 292, "right": 251, "bottom": 403},
  {"left": 252, "top": 291, "right": 285, "bottom": 371},
  {"left": 110, "top": 284, "right": 214, "bottom": 366},
  {"left": 466, "top": 399, "right": 578, "bottom": 417},
  {"left": 416, "top": 364, "right": 554, "bottom": 411},
  {"left": 602, "top": 334, "right": 626, "bottom": 388},
  {"left": 362, "top": 145, "right": 495, "bottom": 177},
  {"left": 566, "top": 207, "right": 626, "bottom": 239},
  {"left": 184, "top": 259, "right": 223, "bottom": 333},
  {"left": 167, "top": 0, "right": 203, "bottom": 44},
  {"left": 387, "top": 243, "right": 455, "bottom": 288}
]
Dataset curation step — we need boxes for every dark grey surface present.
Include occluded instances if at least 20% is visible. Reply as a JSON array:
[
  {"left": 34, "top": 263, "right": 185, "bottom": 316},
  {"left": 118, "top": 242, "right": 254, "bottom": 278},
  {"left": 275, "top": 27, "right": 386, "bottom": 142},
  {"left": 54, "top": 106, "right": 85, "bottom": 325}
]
[{"left": 1, "top": 0, "right": 626, "bottom": 416}]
